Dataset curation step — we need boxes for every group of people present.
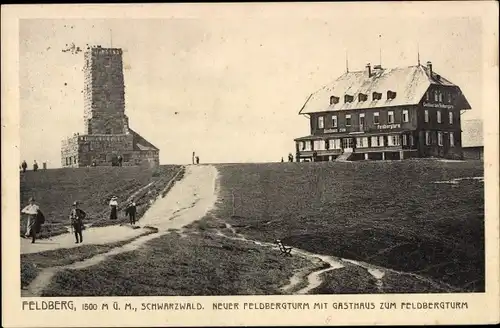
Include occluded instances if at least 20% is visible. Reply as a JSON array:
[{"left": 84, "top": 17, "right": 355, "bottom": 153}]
[
  {"left": 20, "top": 160, "right": 44, "bottom": 173},
  {"left": 21, "top": 196, "right": 139, "bottom": 244},
  {"left": 281, "top": 153, "right": 295, "bottom": 162}
]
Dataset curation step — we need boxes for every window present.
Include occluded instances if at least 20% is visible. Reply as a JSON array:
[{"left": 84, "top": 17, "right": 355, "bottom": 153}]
[
  {"left": 424, "top": 110, "right": 429, "bottom": 123},
  {"left": 371, "top": 136, "right": 379, "bottom": 147},
  {"left": 374, "top": 112, "right": 380, "bottom": 124},
  {"left": 450, "top": 132, "right": 455, "bottom": 147},
  {"left": 438, "top": 132, "right": 443, "bottom": 146},
  {"left": 359, "top": 113, "right": 365, "bottom": 126},
  {"left": 358, "top": 93, "right": 368, "bottom": 102},
  {"left": 449, "top": 111, "right": 453, "bottom": 125},
  {"left": 425, "top": 131, "right": 431, "bottom": 145},
  {"left": 345, "top": 114, "right": 352, "bottom": 126},
  {"left": 410, "top": 134, "right": 414, "bottom": 146},
  {"left": 372, "top": 92, "right": 382, "bottom": 101},
  {"left": 388, "top": 111, "right": 395, "bottom": 124},
  {"left": 402, "top": 134, "right": 408, "bottom": 146},
  {"left": 330, "top": 96, "right": 339, "bottom": 105},
  {"left": 447, "top": 92, "right": 452, "bottom": 103},
  {"left": 388, "top": 135, "right": 401, "bottom": 146},
  {"left": 305, "top": 141, "right": 312, "bottom": 151},
  {"left": 356, "top": 137, "right": 368, "bottom": 148},
  {"left": 378, "top": 136, "right": 385, "bottom": 147},
  {"left": 426, "top": 91, "right": 430, "bottom": 101},
  {"left": 344, "top": 95, "right": 354, "bottom": 103},
  {"left": 434, "top": 90, "right": 439, "bottom": 102},
  {"left": 438, "top": 92, "right": 443, "bottom": 103},
  {"left": 332, "top": 115, "right": 338, "bottom": 128},
  {"left": 402, "top": 109, "right": 409, "bottom": 123},
  {"left": 387, "top": 90, "right": 397, "bottom": 99},
  {"left": 314, "top": 140, "right": 326, "bottom": 150},
  {"left": 329, "top": 139, "right": 341, "bottom": 149},
  {"left": 437, "top": 110, "right": 442, "bottom": 123},
  {"left": 318, "top": 116, "right": 324, "bottom": 129}
]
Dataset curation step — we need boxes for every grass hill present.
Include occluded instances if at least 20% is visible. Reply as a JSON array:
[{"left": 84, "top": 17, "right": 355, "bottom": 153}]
[
  {"left": 38, "top": 159, "right": 485, "bottom": 296},
  {"left": 20, "top": 165, "right": 183, "bottom": 238},
  {"left": 212, "top": 159, "right": 484, "bottom": 292}
]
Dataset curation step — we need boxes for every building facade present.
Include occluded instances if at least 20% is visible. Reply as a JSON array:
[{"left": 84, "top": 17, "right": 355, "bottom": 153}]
[
  {"left": 61, "top": 46, "right": 159, "bottom": 168},
  {"left": 295, "top": 62, "right": 471, "bottom": 161}
]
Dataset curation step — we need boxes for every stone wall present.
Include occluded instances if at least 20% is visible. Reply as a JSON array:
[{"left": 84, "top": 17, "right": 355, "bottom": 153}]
[
  {"left": 61, "top": 134, "right": 159, "bottom": 168},
  {"left": 61, "top": 136, "right": 80, "bottom": 167},
  {"left": 83, "top": 47, "right": 127, "bottom": 135}
]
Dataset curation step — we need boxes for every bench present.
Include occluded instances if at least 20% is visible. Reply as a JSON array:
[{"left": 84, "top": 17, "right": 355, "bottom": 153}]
[{"left": 275, "top": 239, "right": 292, "bottom": 256}]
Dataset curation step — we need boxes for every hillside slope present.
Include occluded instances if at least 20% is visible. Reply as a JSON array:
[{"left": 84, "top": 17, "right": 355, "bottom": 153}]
[{"left": 20, "top": 165, "right": 182, "bottom": 237}]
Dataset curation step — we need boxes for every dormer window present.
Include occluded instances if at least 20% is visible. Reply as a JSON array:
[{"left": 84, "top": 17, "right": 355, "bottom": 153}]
[
  {"left": 344, "top": 94, "right": 354, "bottom": 103},
  {"left": 372, "top": 92, "right": 382, "bottom": 101},
  {"left": 330, "top": 96, "right": 339, "bottom": 105},
  {"left": 358, "top": 93, "right": 368, "bottom": 102},
  {"left": 387, "top": 90, "right": 397, "bottom": 100}
]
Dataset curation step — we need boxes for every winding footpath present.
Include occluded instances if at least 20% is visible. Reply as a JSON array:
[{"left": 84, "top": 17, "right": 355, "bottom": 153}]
[{"left": 23, "top": 165, "right": 218, "bottom": 296}]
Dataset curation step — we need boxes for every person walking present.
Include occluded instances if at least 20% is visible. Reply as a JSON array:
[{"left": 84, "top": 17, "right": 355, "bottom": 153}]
[
  {"left": 195, "top": 156, "right": 200, "bottom": 165},
  {"left": 21, "top": 197, "right": 45, "bottom": 243},
  {"left": 33, "top": 160, "right": 39, "bottom": 172},
  {"left": 109, "top": 196, "right": 118, "bottom": 221},
  {"left": 21, "top": 160, "right": 27, "bottom": 173},
  {"left": 192, "top": 152, "right": 195, "bottom": 165},
  {"left": 125, "top": 202, "right": 137, "bottom": 225},
  {"left": 69, "top": 201, "right": 86, "bottom": 244}
]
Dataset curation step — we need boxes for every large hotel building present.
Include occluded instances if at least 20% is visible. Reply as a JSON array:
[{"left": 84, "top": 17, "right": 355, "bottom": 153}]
[{"left": 294, "top": 61, "right": 471, "bottom": 161}]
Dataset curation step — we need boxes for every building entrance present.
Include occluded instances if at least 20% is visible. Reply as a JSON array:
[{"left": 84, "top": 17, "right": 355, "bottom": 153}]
[{"left": 342, "top": 138, "right": 354, "bottom": 152}]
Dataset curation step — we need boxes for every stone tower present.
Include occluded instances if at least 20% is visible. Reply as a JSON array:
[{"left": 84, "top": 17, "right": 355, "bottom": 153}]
[
  {"left": 83, "top": 47, "right": 129, "bottom": 135},
  {"left": 61, "top": 45, "right": 160, "bottom": 168}
]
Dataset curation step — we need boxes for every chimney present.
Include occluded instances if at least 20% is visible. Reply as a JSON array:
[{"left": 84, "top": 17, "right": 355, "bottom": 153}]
[
  {"left": 426, "top": 61, "right": 433, "bottom": 75},
  {"left": 366, "top": 63, "right": 372, "bottom": 78}
]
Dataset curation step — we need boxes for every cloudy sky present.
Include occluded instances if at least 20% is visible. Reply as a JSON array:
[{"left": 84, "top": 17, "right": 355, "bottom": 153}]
[{"left": 18, "top": 3, "right": 487, "bottom": 166}]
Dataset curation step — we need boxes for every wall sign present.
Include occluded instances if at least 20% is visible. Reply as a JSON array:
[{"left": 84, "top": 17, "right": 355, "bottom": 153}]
[
  {"left": 324, "top": 128, "right": 346, "bottom": 133},
  {"left": 377, "top": 124, "right": 401, "bottom": 130},
  {"left": 423, "top": 102, "right": 454, "bottom": 109}
]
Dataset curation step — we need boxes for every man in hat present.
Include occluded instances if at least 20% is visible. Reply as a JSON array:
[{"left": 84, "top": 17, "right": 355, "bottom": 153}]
[
  {"left": 109, "top": 196, "right": 118, "bottom": 220},
  {"left": 21, "top": 160, "right": 27, "bottom": 173},
  {"left": 69, "top": 201, "right": 86, "bottom": 244},
  {"left": 21, "top": 197, "right": 44, "bottom": 243},
  {"left": 125, "top": 201, "right": 137, "bottom": 225}
]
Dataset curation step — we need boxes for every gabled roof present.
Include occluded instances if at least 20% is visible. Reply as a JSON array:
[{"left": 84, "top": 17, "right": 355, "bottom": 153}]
[
  {"left": 129, "top": 128, "right": 159, "bottom": 151},
  {"left": 299, "top": 64, "right": 471, "bottom": 114}
]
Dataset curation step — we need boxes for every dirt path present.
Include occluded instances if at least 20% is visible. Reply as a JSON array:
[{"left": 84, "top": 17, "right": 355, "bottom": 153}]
[
  {"left": 210, "top": 222, "right": 457, "bottom": 295},
  {"left": 23, "top": 165, "right": 218, "bottom": 296}
]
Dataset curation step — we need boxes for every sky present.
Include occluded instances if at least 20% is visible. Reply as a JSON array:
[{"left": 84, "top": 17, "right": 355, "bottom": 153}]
[{"left": 19, "top": 6, "right": 486, "bottom": 166}]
